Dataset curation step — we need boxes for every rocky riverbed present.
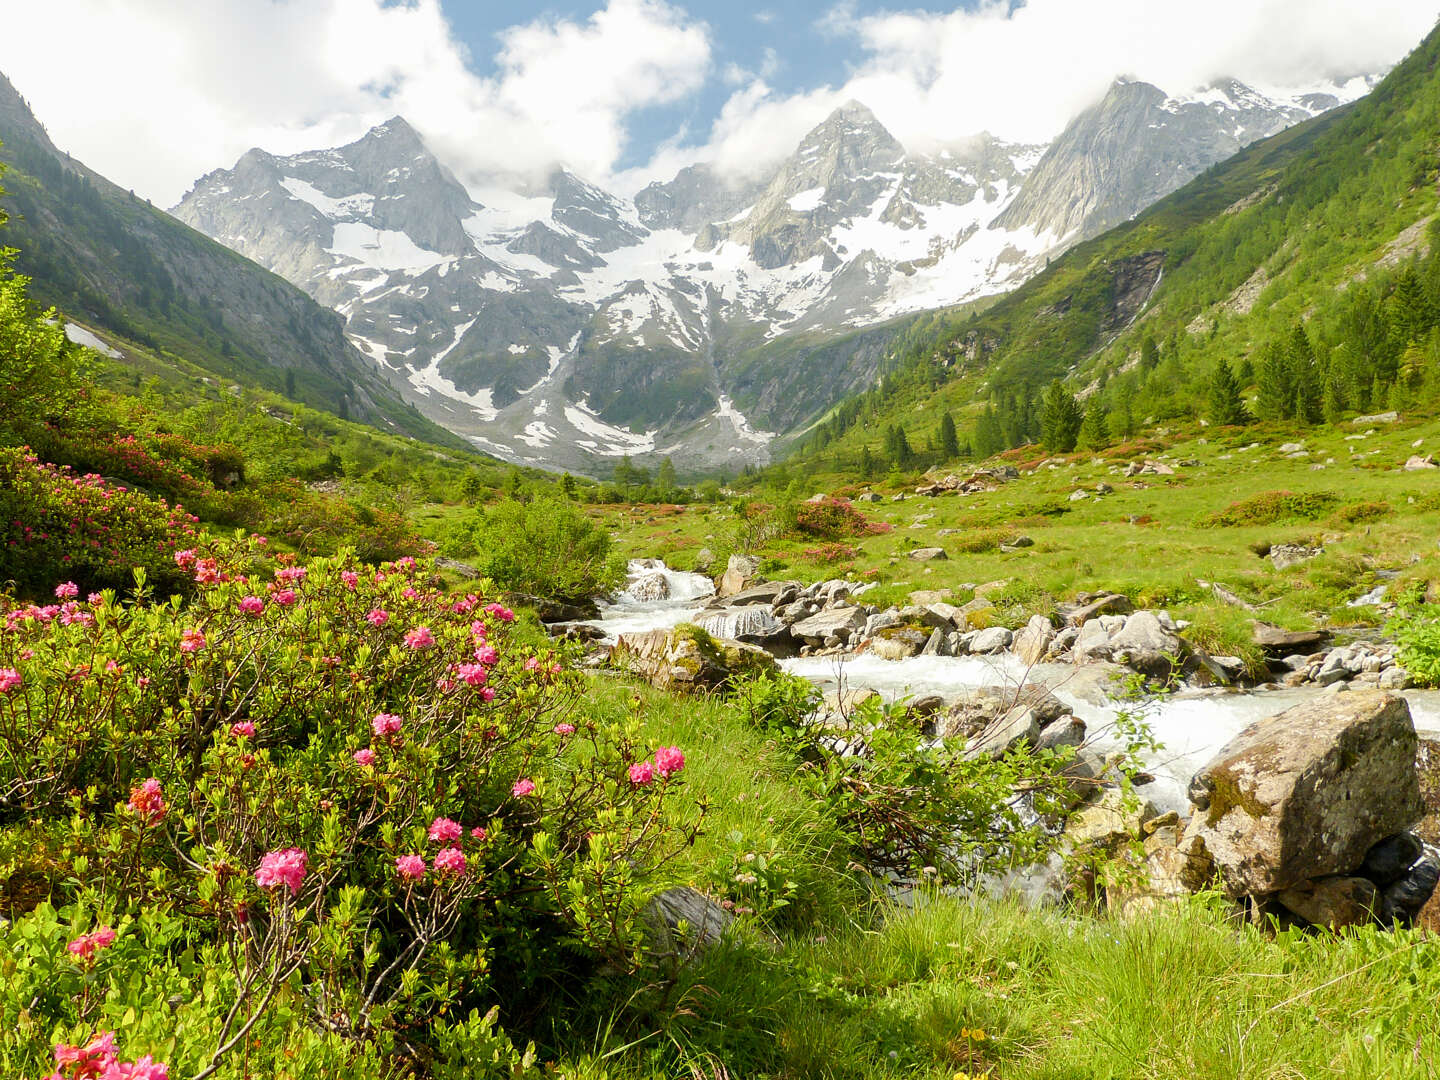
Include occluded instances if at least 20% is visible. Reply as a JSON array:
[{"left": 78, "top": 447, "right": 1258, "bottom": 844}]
[{"left": 554, "top": 558, "right": 1440, "bottom": 930}]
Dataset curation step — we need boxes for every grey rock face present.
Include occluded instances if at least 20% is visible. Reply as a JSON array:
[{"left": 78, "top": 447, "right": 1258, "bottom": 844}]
[{"left": 1184, "top": 692, "right": 1423, "bottom": 897}]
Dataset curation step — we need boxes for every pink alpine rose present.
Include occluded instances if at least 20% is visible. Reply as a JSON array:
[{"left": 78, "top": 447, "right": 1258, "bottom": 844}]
[
  {"left": 433, "top": 847, "right": 466, "bottom": 876},
  {"left": 403, "top": 626, "right": 435, "bottom": 650},
  {"left": 371, "top": 713, "right": 403, "bottom": 737},
  {"left": 353, "top": 748, "right": 376, "bottom": 766},
  {"left": 628, "top": 761, "right": 655, "bottom": 786},
  {"left": 237, "top": 595, "right": 265, "bottom": 617},
  {"left": 178, "top": 629, "right": 206, "bottom": 654},
  {"left": 653, "top": 746, "right": 686, "bottom": 778},
  {"left": 511, "top": 778, "right": 536, "bottom": 797},
  {"left": 254, "top": 847, "right": 308, "bottom": 895},
  {"left": 366, "top": 608, "right": 390, "bottom": 627},
  {"left": 0, "top": 668, "right": 21, "bottom": 693},
  {"left": 395, "top": 854, "right": 427, "bottom": 881},
  {"left": 54, "top": 580, "right": 79, "bottom": 599},
  {"left": 427, "top": 817, "right": 462, "bottom": 843},
  {"left": 230, "top": 721, "right": 256, "bottom": 739},
  {"left": 127, "top": 779, "right": 166, "bottom": 826}
]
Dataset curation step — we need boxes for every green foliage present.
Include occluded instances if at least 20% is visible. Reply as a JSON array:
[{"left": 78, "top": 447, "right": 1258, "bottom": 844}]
[
  {"left": 1206, "top": 357, "right": 1250, "bottom": 426},
  {"left": 793, "top": 497, "right": 889, "bottom": 541},
  {"left": 1198, "top": 489, "right": 1340, "bottom": 528},
  {"left": 464, "top": 496, "right": 626, "bottom": 602},
  {"left": 1390, "top": 599, "right": 1440, "bottom": 688},
  {"left": 1039, "top": 379, "right": 1082, "bottom": 453},
  {"left": 1078, "top": 397, "right": 1111, "bottom": 450}
]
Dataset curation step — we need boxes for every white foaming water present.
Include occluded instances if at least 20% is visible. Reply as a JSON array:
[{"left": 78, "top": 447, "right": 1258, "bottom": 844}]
[{"left": 588, "top": 560, "right": 715, "bottom": 642}]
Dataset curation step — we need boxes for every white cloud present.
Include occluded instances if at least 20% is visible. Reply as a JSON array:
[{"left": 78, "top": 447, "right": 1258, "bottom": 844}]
[
  {"left": 0, "top": 0, "right": 1433, "bottom": 207},
  {"left": 0, "top": 0, "right": 712, "bottom": 206},
  {"left": 668, "top": 0, "right": 1437, "bottom": 187}
]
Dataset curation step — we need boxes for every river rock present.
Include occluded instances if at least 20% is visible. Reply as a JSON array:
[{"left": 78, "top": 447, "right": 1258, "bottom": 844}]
[
  {"left": 1276, "top": 876, "right": 1382, "bottom": 930},
  {"left": 1060, "top": 593, "right": 1133, "bottom": 627},
  {"left": 935, "top": 684, "right": 1069, "bottom": 740},
  {"left": 1183, "top": 691, "right": 1422, "bottom": 897},
  {"left": 1359, "top": 832, "right": 1424, "bottom": 886},
  {"left": 434, "top": 556, "right": 480, "bottom": 579},
  {"left": 969, "top": 626, "right": 1014, "bottom": 654},
  {"left": 629, "top": 571, "right": 671, "bottom": 602},
  {"left": 791, "top": 606, "right": 867, "bottom": 644},
  {"left": 613, "top": 626, "right": 778, "bottom": 692},
  {"left": 718, "top": 554, "right": 762, "bottom": 598},
  {"left": 1065, "top": 787, "right": 1157, "bottom": 851},
  {"left": 1385, "top": 855, "right": 1440, "bottom": 923},
  {"left": 642, "top": 887, "right": 733, "bottom": 964},
  {"left": 964, "top": 707, "right": 1041, "bottom": 760},
  {"left": 1109, "top": 827, "right": 1213, "bottom": 917},
  {"left": 1107, "top": 611, "right": 1184, "bottom": 677},
  {"left": 920, "top": 627, "right": 950, "bottom": 657},
  {"left": 692, "top": 548, "right": 714, "bottom": 573},
  {"left": 863, "top": 610, "right": 903, "bottom": 638},
  {"left": 908, "top": 547, "right": 948, "bottom": 561},
  {"left": 1036, "top": 714, "right": 1087, "bottom": 752},
  {"left": 1252, "top": 622, "right": 1329, "bottom": 655},
  {"left": 722, "top": 581, "right": 788, "bottom": 607},
  {"left": 509, "top": 593, "right": 601, "bottom": 622},
  {"left": 1012, "top": 614, "right": 1056, "bottom": 666},
  {"left": 870, "top": 627, "right": 929, "bottom": 660}
]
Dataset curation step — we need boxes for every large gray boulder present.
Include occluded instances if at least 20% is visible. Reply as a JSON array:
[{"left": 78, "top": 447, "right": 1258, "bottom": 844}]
[
  {"left": 1183, "top": 692, "right": 1422, "bottom": 897},
  {"left": 1012, "top": 614, "right": 1056, "bottom": 666},
  {"left": 790, "top": 606, "right": 867, "bottom": 644},
  {"left": 969, "top": 626, "right": 1014, "bottom": 654},
  {"left": 642, "top": 887, "right": 734, "bottom": 964},
  {"left": 613, "top": 626, "right": 778, "bottom": 693},
  {"left": 722, "top": 581, "right": 789, "bottom": 607},
  {"left": 694, "top": 608, "right": 791, "bottom": 646},
  {"left": 1106, "top": 611, "right": 1183, "bottom": 676},
  {"left": 934, "top": 684, "right": 1069, "bottom": 740},
  {"left": 718, "top": 554, "right": 762, "bottom": 598}
]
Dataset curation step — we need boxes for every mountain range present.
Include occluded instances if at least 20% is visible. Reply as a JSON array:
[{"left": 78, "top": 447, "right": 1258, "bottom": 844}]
[
  {"left": 171, "top": 72, "right": 1374, "bottom": 475},
  {"left": 0, "top": 73, "right": 461, "bottom": 449}
]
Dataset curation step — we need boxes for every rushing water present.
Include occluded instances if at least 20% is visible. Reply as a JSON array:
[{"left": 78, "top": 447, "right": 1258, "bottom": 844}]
[{"left": 594, "top": 561, "right": 1440, "bottom": 817}]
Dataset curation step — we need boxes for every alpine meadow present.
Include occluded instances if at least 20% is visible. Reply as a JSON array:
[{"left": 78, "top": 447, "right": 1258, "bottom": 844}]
[{"left": 5, "top": 4, "right": 1440, "bottom": 1079}]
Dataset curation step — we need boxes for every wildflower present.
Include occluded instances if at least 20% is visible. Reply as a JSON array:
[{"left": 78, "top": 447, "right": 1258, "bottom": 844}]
[
  {"left": 238, "top": 595, "right": 265, "bottom": 617},
  {"left": 427, "top": 817, "right": 462, "bottom": 843},
  {"left": 486, "top": 602, "right": 514, "bottom": 622},
  {"left": 475, "top": 645, "right": 498, "bottom": 665},
  {"left": 371, "top": 713, "right": 403, "bottom": 738},
  {"left": 340, "top": 570, "right": 359, "bottom": 589},
  {"left": 54, "top": 581, "right": 79, "bottom": 599},
  {"left": 353, "top": 748, "right": 376, "bottom": 766},
  {"left": 456, "top": 663, "right": 488, "bottom": 687},
  {"left": 394, "top": 556, "right": 416, "bottom": 572},
  {"left": 178, "top": 629, "right": 206, "bottom": 654},
  {"left": 53, "top": 1030, "right": 117, "bottom": 1076},
  {"left": 275, "top": 566, "right": 307, "bottom": 585},
  {"left": 127, "top": 779, "right": 166, "bottom": 826},
  {"left": 511, "top": 778, "right": 536, "bottom": 797},
  {"left": 553, "top": 722, "right": 576, "bottom": 736},
  {"left": 524, "top": 657, "right": 540, "bottom": 671},
  {"left": 402, "top": 587, "right": 419, "bottom": 600},
  {"left": 654, "top": 746, "right": 686, "bottom": 778},
  {"left": 254, "top": 847, "right": 308, "bottom": 895},
  {"left": 479, "top": 687, "right": 496, "bottom": 703},
  {"left": 193, "top": 558, "right": 221, "bottom": 584},
  {"left": 395, "top": 854, "right": 426, "bottom": 881},
  {"left": 230, "top": 721, "right": 255, "bottom": 739},
  {"left": 66, "top": 926, "right": 117, "bottom": 963},
  {"left": 109, "top": 1054, "right": 170, "bottom": 1079},
  {"left": 273, "top": 588, "right": 297, "bottom": 606},
  {"left": 470, "top": 826, "right": 487, "bottom": 841},
  {"left": 433, "top": 847, "right": 466, "bottom": 876},
  {"left": 0, "top": 668, "right": 21, "bottom": 693},
  {"left": 366, "top": 608, "right": 389, "bottom": 627},
  {"left": 403, "top": 626, "right": 435, "bottom": 650},
  {"left": 174, "top": 549, "right": 197, "bottom": 569},
  {"left": 628, "top": 761, "right": 655, "bottom": 786}
]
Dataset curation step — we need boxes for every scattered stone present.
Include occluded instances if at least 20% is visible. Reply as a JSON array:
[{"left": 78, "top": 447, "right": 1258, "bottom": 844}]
[
  {"left": 908, "top": 547, "right": 949, "bottom": 561},
  {"left": 434, "top": 556, "right": 480, "bottom": 579},
  {"left": 869, "top": 627, "right": 930, "bottom": 661},
  {"left": 694, "top": 608, "right": 791, "bottom": 648},
  {"left": 613, "top": 625, "right": 778, "bottom": 693},
  {"left": 510, "top": 594, "right": 601, "bottom": 623},
  {"left": 1391, "top": 857, "right": 1440, "bottom": 925},
  {"left": 965, "top": 708, "right": 1042, "bottom": 760},
  {"left": 934, "top": 684, "right": 1069, "bottom": 740},
  {"left": 1183, "top": 692, "right": 1423, "bottom": 897},
  {"left": 642, "top": 887, "right": 733, "bottom": 964},
  {"left": 1035, "top": 715, "right": 1087, "bottom": 752},
  {"left": 1106, "top": 611, "right": 1184, "bottom": 677},
  {"left": 629, "top": 571, "right": 671, "bottom": 602},
  {"left": 718, "top": 554, "right": 762, "bottom": 598},
  {"left": 1012, "top": 614, "right": 1056, "bottom": 666},
  {"left": 1352, "top": 411, "right": 1399, "bottom": 425},
  {"left": 1269, "top": 544, "right": 1323, "bottom": 571},
  {"left": 969, "top": 626, "right": 1014, "bottom": 654},
  {"left": 790, "top": 606, "right": 868, "bottom": 645},
  {"left": 1276, "top": 876, "right": 1381, "bottom": 930},
  {"left": 1065, "top": 788, "right": 1158, "bottom": 851},
  {"left": 1278, "top": 442, "right": 1306, "bottom": 454},
  {"left": 907, "top": 589, "right": 953, "bottom": 606},
  {"left": 692, "top": 548, "right": 715, "bottom": 573},
  {"left": 1252, "top": 622, "right": 1328, "bottom": 655},
  {"left": 855, "top": 492, "right": 884, "bottom": 503},
  {"left": 722, "top": 581, "right": 788, "bottom": 607},
  {"left": 1404, "top": 455, "right": 1437, "bottom": 471},
  {"left": 1360, "top": 832, "right": 1424, "bottom": 887},
  {"left": 1060, "top": 593, "right": 1133, "bottom": 627}
]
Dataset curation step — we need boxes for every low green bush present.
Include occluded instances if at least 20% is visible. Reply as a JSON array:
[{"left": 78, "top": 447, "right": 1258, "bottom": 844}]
[
  {"left": 1198, "top": 489, "right": 1340, "bottom": 527},
  {"left": 461, "top": 496, "right": 626, "bottom": 602}
]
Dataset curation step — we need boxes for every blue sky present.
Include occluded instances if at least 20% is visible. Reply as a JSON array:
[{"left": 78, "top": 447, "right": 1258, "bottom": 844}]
[
  {"left": 1, "top": 0, "right": 1434, "bottom": 206},
  {"left": 441, "top": 2, "right": 987, "bottom": 173}
]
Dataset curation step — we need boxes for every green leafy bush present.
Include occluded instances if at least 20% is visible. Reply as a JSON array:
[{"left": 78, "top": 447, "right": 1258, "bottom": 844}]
[
  {"left": 793, "top": 497, "right": 890, "bottom": 540},
  {"left": 1198, "top": 490, "right": 1339, "bottom": 527},
  {"left": 464, "top": 496, "right": 626, "bottom": 602},
  {"left": 0, "top": 542, "right": 700, "bottom": 1076}
]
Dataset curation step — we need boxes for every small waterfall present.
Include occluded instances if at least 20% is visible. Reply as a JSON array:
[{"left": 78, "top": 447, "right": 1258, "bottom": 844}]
[{"left": 587, "top": 559, "right": 716, "bottom": 641}]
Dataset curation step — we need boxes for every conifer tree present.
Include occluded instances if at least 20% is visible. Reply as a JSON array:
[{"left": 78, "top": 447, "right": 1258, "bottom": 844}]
[
  {"left": 1078, "top": 398, "right": 1110, "bottom": 450},
  {"left": 939, "top": 411, "right": 960, "bottom": 460},
  {"left": 860, "top": 444, "right": 876, "bottom": 478},
  {"left": 1206, "top": 358, "right": 1250, "bottom": 427},
  {"left": 1039, "top": 379, "right": 1082, "bottom": 453},
  {"left": 974, "top": 406, "right": 1004, "bottom": 459},
  {"left": 1255, "top": 342, "right": 1295, "bottom": 420},
  {"left": 655, "top": 456, "right": 677, "bottom": 497}
]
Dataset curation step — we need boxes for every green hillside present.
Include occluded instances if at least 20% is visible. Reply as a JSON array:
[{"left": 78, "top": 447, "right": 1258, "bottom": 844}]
[{"left": 785, "top": 22, "right": 1440, "bottom": 475}]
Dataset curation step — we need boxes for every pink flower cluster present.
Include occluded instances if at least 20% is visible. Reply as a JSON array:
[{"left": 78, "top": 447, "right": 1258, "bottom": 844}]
[
  {"left": 353, "top": 748, "right": 376, "bottom": 766},
  {"left": 274, "top": 566, "right": 307, "bottom": 585},
  {"left": 178, "top": 629, "right": 206, "bottom": 654},
  {"left": 66, "top": 926, "right": 116, "bottom": 963},
  {"left": 46, "top": 1030, "right": 168, "bottom": 1080},
  {"left": 237, "top": 595, "right": 265, "bottom": 617},
  {"left": 0, "top": 667, "right": 21, "bottom": 693},
  {"left": 371, "top": 713, "right": 403, "bottom": 738},
  {"left": 629, "top": 746, "right": 686, "bottom": 786},
  {"left": 366, "top": 608, "right": 389, "bottom": 627},
  {"left": 229, "top": 721, "right": 255, "bottom": 739},
  {"left": 254, "top": 847, "right": 308, "bottom": 896},
  {"left": 126, "top": 779, "right": 166, "bottom": 826},
  {"left": 511, "top": 778, "right": 536, "bottom": 798},
  {"left": 403, "top": 626, "right": 435, "bottom": 650},
  {"left": 54, "top": 581, "right": 79, "bottom": 600}
]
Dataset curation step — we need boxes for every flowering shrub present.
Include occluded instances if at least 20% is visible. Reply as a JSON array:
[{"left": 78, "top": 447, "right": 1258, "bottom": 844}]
[
  {"left": 802, "top": 541, "right": 861, "bottom": 564},
  {"left": 0, "top": 540, "right": 701, "bottom": 1076},
  {"left": 0, "top": 448, "right": 200, "bottom": 599},
  {"left": 793, "top": 497, "right": 892, "bottom": 541}
]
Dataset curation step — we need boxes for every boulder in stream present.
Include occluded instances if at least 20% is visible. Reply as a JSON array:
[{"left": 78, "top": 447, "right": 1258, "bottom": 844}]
[
  {"left": 613, "top": 625, "right": 778, "bottom": 693},
  {"left": 718, "top": 554, "right": 762, "bottom": 598},
  {"left": 1183, "top": 691, "right": 1422, "bottom": 898}
]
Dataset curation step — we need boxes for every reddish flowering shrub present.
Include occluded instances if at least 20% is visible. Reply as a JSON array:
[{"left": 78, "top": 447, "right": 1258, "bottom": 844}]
[
  {"left": 0, "top": 541, "right": 699, "bottom": 1075},
  {"left": 802, "top": 541, "right": 861, "bottom": 565},
  {"left": 793, "top": 497, "right": 891, "bottom": 541},
  {"left": 0, "top": 448, "right": 200, "bottom": 599}
]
